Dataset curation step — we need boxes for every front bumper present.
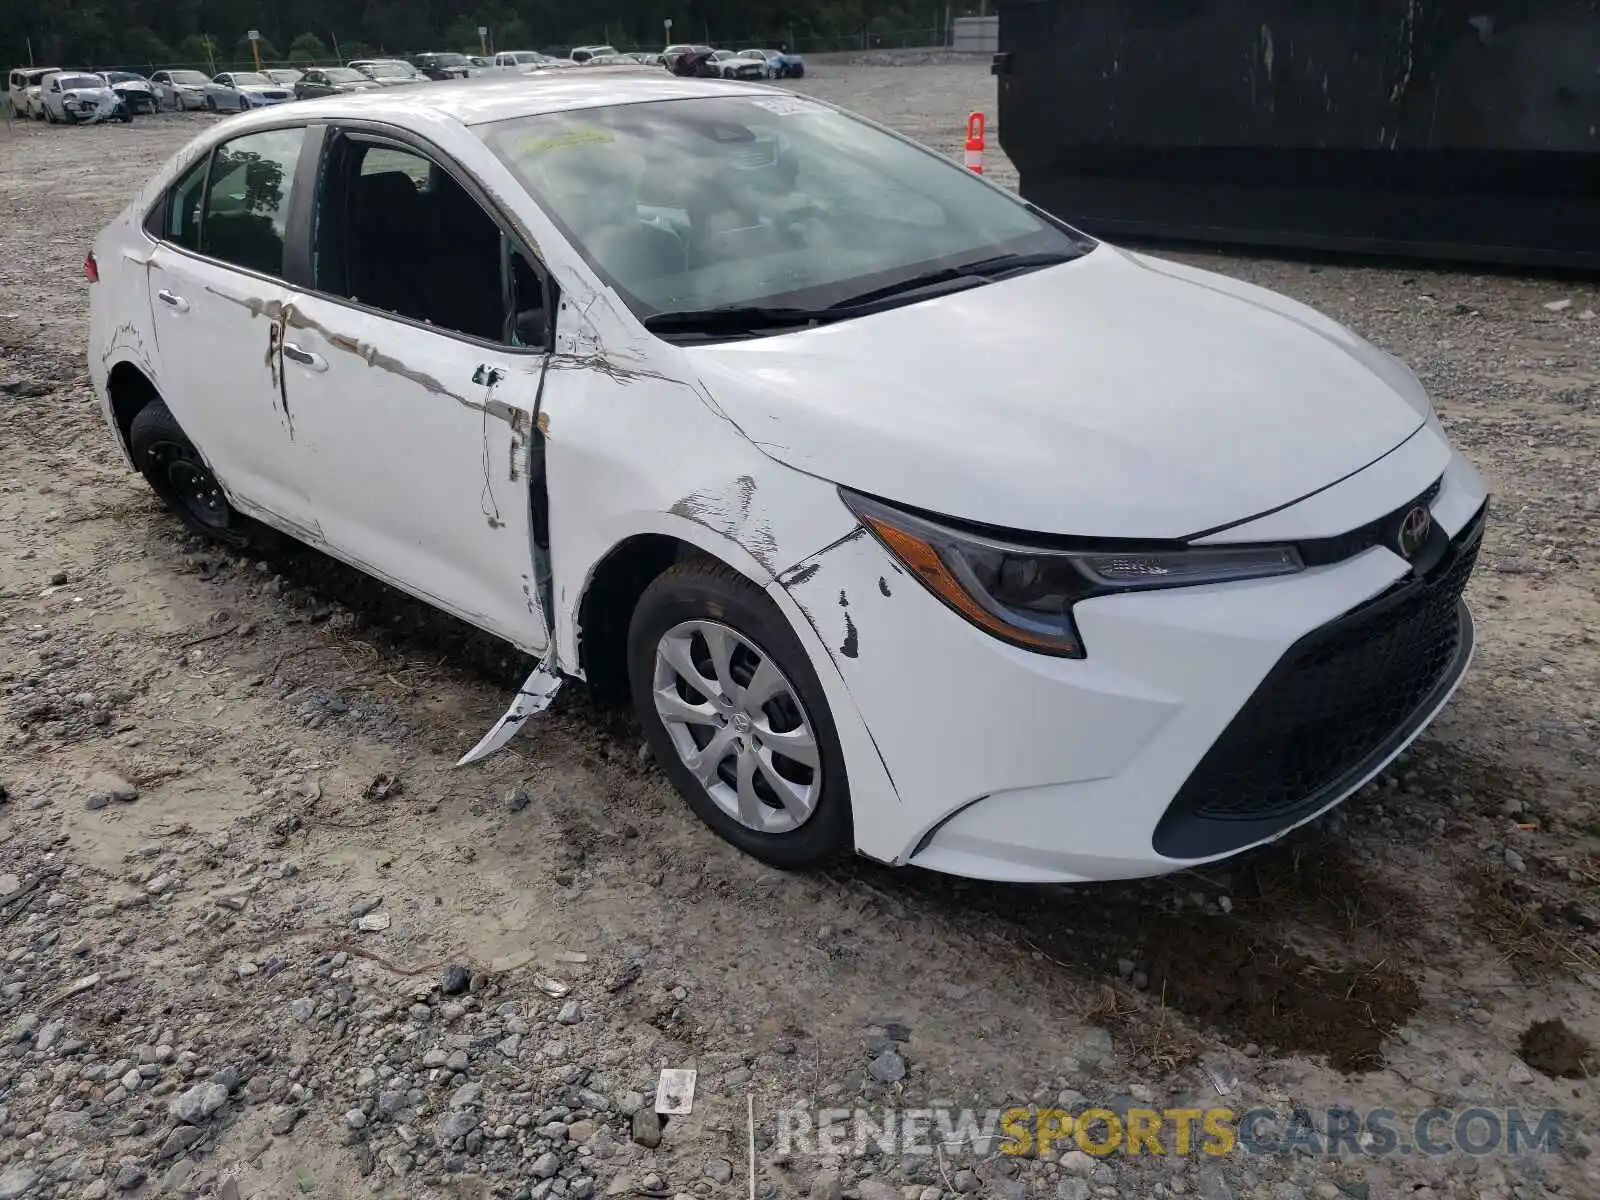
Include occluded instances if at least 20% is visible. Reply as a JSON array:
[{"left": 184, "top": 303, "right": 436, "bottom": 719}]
[{"left": 781, "top": 432, "right": 1488, "bottom": 883}]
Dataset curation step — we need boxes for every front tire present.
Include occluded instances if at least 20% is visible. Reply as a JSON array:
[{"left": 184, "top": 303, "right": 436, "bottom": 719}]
[
  {"left": 629, "top": 559, "right": 852, "bottom": 869},
  {"left": 129, "top": 400, "right": 258, "bottom": 549}
]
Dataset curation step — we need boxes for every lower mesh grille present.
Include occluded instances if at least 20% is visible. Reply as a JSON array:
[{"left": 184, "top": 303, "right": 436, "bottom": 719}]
[{"left": 1153, "top": 503, "right": 1484, "bottom": 859}]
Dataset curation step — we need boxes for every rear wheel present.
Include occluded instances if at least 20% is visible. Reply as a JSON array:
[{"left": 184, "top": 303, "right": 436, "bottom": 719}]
[
  {"left": 129, "top": 400, "right": 258, "bottom": 549},
  {"left": 628, "top": 559, "right": 852, "bottom": 869}
]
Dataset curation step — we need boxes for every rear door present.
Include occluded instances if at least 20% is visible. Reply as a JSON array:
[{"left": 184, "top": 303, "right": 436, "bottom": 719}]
[
  {"left": 270, "top": 125, "right": 552, "bottom": 651},
  {"left": 144, "top": 124, "right": 319, "bottom": 532}
]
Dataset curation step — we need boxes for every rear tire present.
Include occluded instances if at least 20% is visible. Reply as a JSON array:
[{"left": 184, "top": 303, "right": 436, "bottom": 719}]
[
  {"left": 129, "top": 399, "right": 259, "bottom": 550},
  {"left": 628, "top": 558, "right": 852, "bottom": 869}
]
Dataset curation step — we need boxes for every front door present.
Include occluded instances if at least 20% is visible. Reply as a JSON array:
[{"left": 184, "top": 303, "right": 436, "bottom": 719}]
[
  {"left": 146, "top": 125, "right": 316, "bottom": 532},
  {"left": 274, "top": 129, "right": 552, "bottom": 652}
]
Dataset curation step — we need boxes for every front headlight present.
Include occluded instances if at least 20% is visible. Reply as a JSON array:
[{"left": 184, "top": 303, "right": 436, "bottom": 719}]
[{"left": 842, "top": 490, "right": 1303, "bottom": 658}]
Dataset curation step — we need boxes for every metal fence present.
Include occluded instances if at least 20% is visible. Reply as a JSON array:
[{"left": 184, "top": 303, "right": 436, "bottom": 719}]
[{"left": 70, "top": 26, "right": 960, "bottom": 79}]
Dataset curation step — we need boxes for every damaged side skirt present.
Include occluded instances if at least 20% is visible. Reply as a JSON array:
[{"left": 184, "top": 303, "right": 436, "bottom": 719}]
[{"left": 454, "top": 655, "right": 564, "bottom": 767}]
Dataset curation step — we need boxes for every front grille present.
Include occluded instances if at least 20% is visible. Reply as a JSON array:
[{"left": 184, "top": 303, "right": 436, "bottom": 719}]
[{"left": 1153, "top": 503, "right": 1485, "bottom": 859}]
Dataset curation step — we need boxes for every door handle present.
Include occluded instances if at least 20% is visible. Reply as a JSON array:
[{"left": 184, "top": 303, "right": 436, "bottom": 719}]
[
  {"left": 472, "top": 363, "right": 506, "bottom": 387},
  {"left": 282, "top": 342, "right": 328, "bottom": 372},
  {"left": 156, "top": 290, "right": 190, "bottom": 312}
]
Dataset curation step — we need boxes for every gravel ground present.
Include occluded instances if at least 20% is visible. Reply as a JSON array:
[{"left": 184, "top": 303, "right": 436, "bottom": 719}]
[{"left": 2, "top": 61, "right": 1599, "bottom": 1200}]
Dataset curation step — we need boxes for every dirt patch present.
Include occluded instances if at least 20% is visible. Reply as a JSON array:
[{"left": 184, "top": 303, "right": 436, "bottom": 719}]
[
  {"left": 1465, "top": 869, "right": 1600, "bottom": 982},
  {"left": 1519, "top": 1018, "right": 1596, "bottom": 1079},
  {"left": 1226, "top": 835, "right": 1418, "bottom": 943},
  {"left": 873, "top": 860, "right": 1422, "bottom": 1074},
  {"left": 1096, "top": 918, "right": 1420, "bottom": 1074}
]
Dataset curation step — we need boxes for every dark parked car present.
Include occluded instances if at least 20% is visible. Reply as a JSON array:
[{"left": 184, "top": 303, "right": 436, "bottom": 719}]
[
  {"left": 412, "top": 52, "right": 474, "bottom": 80},
  {"left": 293, "top": 66, "right": 383, "bottom": 100},
  {"left": 663, "top": 45, "right": 720, "bottom": 77}
]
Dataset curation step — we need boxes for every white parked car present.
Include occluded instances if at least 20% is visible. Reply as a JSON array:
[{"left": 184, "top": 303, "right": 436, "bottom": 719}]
[
  {"left": 9, "top": 65, "right": 62, "bottom": 119},
  {"left": 493, "top": 50, "right": 569, "bottom": 72},
  {"left": 570, "top": 44, "right": 619, "bottom": 64},
  {"left": 41, "top": 71, "right": 128, "bottom": 123},
  {"left": 265, "top": 68, "right": 305, "bottom": 87},
  {"left": 203, "top": 71, "right": 294, "bottom": 111},
  {"left": 86, "top": 76, "right": 1489, "bottom": 883},
  {"left": 149, "top": 69, "right": 210, "bottom": 110}
]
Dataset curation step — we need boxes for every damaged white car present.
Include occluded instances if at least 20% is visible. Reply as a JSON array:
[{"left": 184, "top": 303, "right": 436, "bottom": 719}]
[
  {"left": 41, "top": 71, "right": 129, "bottom": 123},
  {"left": 88, "top": 76, "right": 1488, "bottom": 883}
]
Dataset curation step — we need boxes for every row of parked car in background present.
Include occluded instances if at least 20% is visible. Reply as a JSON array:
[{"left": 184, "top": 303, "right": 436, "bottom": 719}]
[{"left": 7, "top": 43, "right": 805, "bottom": 125}]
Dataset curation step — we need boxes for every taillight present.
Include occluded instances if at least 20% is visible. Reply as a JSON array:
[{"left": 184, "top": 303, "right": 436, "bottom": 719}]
[{"left": 84, "top": 251, "right": 99, "bottom": 284}]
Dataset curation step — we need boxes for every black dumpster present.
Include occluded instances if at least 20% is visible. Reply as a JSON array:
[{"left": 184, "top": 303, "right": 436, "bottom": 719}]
[{"left": 993, "top": 0, "right": 1600, "bottom": 269}]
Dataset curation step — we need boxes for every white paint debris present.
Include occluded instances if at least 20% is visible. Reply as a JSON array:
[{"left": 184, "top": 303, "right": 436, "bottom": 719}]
[
  {"left": 655, "top": 1067, "right": 698, "bottom": 1115},
  {"left": 355, "top": 911, "right": 391, "bottom": 932},
  {"left": 1543, "top": 299, "right": 1573, "bottom": 312}
]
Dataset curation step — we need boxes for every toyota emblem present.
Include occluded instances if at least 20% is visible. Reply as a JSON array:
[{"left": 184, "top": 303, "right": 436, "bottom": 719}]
[{"left": 1396, "top": 505, "right": 1433, "bottom": 561}]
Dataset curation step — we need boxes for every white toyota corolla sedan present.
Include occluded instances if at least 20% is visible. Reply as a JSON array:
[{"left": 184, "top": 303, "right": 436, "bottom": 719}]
[{"left": 87, "top": 71, "right": 1488, "bottom": 883}]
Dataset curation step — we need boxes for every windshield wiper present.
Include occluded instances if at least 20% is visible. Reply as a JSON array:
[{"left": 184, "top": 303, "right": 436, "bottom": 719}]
[
  {"left": 644, "top": 251, "right": 1086, "bottom": 338},
  {"left": 956, "top": 249, "right": 1084, "bottom": 277},
  {"left": 826, "top": 250, "right": 1082, "bottom": 309},
  {"left": 643, "top": 306, "right": 844, "bottom": 335}
]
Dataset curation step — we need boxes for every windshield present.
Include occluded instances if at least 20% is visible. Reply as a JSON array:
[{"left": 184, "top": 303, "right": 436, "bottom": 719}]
[
  {"left": 428, "top": 54, "right": 469, "bottom": 66},
  {"left": 59, "top": 75, "right": 104, "bottom": 89},
  {"left": 325, "top": 68, "right": 366, "bottom": 83},
  {"left": 479, "top": 95, "right": 1091, "bottom": 324},
  {"left": 268, "top": 69, "right": 302, "bottom": 81},
  {"left": 170, "top": 70, "right": 208, "bottom": 84},
  {"left": 106, "top": 72, "right": 143, "bottom": 83},
  {"left": 230, "top": 72, "right": 270, "bottom": 85}
]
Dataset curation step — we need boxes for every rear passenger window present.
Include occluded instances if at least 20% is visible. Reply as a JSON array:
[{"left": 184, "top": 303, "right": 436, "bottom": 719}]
[{"left": 196, "top": 128, "right": 306, "bottom": 277}]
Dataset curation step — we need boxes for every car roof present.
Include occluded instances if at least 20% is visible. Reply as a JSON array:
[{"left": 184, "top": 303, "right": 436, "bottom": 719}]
[{"left": 236, "top": 67, "right": 767, "bottom": 127}]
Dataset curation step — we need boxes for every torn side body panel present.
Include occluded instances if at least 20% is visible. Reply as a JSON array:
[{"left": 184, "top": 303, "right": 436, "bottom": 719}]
[{"left": 455, "top": 655, "right": 564, "bottom": 766}]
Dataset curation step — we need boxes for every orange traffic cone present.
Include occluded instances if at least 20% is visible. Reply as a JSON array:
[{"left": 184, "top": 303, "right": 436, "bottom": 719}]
[{"left": 964, "top": 112, "right": 985, "bottom": 175}]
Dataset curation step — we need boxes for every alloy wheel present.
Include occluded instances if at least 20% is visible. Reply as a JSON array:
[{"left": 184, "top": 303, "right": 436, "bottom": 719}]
[{"left": 652, "top": 619, "right": 821, "bottom": 834}]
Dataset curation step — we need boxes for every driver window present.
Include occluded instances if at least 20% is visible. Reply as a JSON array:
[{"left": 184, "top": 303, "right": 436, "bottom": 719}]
[{"left": 316, "top": 136, "right": 550, "bottom": 349}]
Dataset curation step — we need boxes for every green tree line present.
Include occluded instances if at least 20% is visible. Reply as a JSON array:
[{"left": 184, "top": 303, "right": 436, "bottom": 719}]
[{"left": 4, "top": 2, "right": 977, "bottom": 71}]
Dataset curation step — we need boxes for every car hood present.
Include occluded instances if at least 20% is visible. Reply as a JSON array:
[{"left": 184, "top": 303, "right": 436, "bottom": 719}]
[
  {"left": 64, "top": 87, "right": 116, "bottom": 99},
  {"left": 687, "top": 245, "right": 1432, "bottom": 539}
]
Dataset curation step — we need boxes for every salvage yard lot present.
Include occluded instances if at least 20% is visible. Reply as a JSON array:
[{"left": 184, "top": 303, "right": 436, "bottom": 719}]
[{"left": 2, "top": 57, "right": 1599, "bottom": 1200}]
